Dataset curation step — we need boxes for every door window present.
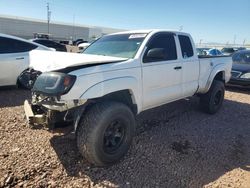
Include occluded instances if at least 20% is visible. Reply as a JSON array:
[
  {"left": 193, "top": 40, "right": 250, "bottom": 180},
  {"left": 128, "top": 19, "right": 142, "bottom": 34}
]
[
  {"left": 178, "top": 35, "right": 194, "bottom": 58},
  {"left": 0, "top": 36, "right": 37, "bottom": 54},
  {"left": 143, "top": 33, "right": 177, "bottom": 63}
]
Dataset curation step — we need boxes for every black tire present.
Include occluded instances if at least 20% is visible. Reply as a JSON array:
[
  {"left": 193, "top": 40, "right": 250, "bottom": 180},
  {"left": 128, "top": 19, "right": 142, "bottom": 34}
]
[
  {"left": 76, "top": 101, "right": 136, "bottom": 166},
  {"left": 200, "top": 80, "right": 225, "bottom": 114}
]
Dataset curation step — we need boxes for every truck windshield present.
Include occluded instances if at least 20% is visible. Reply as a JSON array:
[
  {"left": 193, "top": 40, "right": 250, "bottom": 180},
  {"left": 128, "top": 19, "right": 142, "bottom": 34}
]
[{"left": 83, "top": 33, "right": 147, "bottom": 58}]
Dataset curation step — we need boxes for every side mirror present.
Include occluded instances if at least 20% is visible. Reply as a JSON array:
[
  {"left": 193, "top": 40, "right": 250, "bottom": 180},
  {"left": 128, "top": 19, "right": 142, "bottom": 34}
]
[{"left": 144, "top": 48, "right": 166, "bottom": 62}]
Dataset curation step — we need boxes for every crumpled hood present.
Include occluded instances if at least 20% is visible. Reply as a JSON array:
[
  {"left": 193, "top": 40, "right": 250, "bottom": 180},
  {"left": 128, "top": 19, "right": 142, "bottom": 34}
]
[{"left": 29, "top": 50, "right": 128, "bottom": 72}]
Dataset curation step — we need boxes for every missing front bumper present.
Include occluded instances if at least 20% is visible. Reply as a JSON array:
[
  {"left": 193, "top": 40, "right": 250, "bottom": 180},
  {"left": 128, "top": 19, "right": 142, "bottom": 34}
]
[{"left": 24, "top": 99, "right": 86, "bottom": 130}]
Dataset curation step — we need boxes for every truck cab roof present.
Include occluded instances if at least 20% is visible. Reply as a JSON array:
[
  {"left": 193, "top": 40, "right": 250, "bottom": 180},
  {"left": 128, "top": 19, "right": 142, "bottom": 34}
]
[{"left": 109, "top": 29, "right": 190, "bottom": 36}]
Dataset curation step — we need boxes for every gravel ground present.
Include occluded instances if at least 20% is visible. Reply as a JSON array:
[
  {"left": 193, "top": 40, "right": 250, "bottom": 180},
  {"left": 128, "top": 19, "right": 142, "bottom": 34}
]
[{"left": 0, "top": 87, "right": 250, "bottom": 188}]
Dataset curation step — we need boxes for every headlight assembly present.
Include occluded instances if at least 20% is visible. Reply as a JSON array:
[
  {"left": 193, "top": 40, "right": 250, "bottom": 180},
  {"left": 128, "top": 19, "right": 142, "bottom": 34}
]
[
  {"left": 32, "top": 72, "right": 76, "bottom": 96},
  {"left": 240, "top": 73, "right": 250, "bottom": 79}
]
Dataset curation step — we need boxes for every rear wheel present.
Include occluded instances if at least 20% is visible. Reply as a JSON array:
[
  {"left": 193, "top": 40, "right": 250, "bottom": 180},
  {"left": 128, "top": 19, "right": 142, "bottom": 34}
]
[
  {"left": 200, "top": 80, "right": 225, "bottom": 114},
  {"left": 76, "top": 101, "right": 135, "bottom": 166}
]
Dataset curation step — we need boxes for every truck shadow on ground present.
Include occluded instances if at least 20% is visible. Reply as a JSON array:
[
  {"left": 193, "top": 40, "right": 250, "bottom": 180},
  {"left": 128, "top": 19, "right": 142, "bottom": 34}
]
[
  {"left": 0, "top": 87, "right": 31, "bottom": 108},
  {"left": 50, "top": 91, "right": 250, "bottom": 187}
]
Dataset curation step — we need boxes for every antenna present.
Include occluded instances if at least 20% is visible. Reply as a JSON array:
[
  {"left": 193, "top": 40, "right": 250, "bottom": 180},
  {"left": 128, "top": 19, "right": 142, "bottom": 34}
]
[{"left": 47, "top": 2, "right": 51, "bottom": 36}]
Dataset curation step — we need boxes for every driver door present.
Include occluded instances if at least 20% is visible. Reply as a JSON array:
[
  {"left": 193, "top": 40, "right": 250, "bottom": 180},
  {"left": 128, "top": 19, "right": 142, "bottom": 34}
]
[{"left": 142, "top": 33, "right": 182, "bottom": 110}]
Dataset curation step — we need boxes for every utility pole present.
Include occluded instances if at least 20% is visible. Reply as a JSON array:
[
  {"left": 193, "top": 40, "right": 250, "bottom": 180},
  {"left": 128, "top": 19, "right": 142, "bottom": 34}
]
[
  {"left": 47, "top": 3, "right": 51, "bottom": 36},
  {"left": 243, "top": 39, "right": 246, "bottom": 46},
  {"left": 199, "top": 39, "right": 203, "bottom": 47},
  {"left": 73, "top": 14, "right": 75, "bottom": 41}
]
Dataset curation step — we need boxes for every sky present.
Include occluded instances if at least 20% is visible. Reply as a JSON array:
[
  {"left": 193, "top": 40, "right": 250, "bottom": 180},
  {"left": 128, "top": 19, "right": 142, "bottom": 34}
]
[{"left": 0, "top": 0, "right": 249, "bottom": 44}]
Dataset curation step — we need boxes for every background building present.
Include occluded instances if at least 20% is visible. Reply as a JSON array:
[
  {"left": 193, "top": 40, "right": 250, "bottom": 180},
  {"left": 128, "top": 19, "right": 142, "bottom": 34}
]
[{"left": 0, "top": 14, "right": 124, "bottom": 41}]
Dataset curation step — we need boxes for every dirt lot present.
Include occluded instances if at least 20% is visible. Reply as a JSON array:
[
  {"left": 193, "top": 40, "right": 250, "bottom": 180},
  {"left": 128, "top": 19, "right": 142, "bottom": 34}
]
[{"left": 0, "top": 87, "right": 250, "bottom": 188}]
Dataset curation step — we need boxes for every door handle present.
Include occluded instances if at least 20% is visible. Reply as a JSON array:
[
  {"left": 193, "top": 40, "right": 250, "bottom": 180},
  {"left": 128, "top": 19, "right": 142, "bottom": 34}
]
[
  {"left": 174, "top": 66, "right": 182, "bottom": 70},
  {"left": 16, "top": 57, "right": 24, "bottom": 60}
]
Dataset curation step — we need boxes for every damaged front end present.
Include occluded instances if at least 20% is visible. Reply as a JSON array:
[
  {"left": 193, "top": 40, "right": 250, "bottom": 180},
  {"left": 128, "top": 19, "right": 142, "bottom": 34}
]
[
  {"left": 24, "top": 71, "right": 86, "bottom": 130},
  {"left": 18, "top": 68, "right": 42, "bottom": 89}
]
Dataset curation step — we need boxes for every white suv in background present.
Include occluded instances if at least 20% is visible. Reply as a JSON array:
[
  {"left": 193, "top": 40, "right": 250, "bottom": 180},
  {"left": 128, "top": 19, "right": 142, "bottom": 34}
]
[{"left": 0, "top": 33, "right": 51, "bottom": 87}]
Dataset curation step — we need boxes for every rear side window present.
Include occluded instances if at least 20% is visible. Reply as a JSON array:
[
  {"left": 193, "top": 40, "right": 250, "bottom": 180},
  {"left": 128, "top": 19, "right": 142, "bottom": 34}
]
[
  {"left": 178, "top": 35, "right": 194, "bottom": 58},
  {"left": 143, "top": 33, "right": 177, "bottom": 63},
  {"left": 0, "top": 36, "right": 37, "bottom": 54}
]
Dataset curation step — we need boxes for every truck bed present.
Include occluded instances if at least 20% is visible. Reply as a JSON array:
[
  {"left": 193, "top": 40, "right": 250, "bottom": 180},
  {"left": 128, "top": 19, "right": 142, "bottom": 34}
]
[
  {"left": 197, "top": 55, "right": 232, "bottom": 93},
  {"left": 198, "top": 55, "right": 230, "bottom": 58}
]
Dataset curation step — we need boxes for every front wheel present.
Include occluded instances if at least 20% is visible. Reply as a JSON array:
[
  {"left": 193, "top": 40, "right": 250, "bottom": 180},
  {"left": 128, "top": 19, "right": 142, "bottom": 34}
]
[
  {"left": 76, "top": 101, "right": 135, "bottom": 166},
  {"left": 200, "top": 80, "right": 225, "bottom": 114}
]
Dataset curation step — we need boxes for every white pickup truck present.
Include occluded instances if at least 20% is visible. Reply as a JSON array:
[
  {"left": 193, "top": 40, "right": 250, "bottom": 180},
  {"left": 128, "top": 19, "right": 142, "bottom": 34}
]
[{"left": 23, "top": 30, "right": 232, "bottom": 166}]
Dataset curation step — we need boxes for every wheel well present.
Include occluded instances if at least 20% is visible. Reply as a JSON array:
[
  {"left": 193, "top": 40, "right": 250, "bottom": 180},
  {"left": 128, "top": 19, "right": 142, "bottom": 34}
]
[
  {"left": 214, "top": 71, "right": 225, "bottom": 83},
  {"left": 87, "top": 90, "right": 138, "bottom": 115}
]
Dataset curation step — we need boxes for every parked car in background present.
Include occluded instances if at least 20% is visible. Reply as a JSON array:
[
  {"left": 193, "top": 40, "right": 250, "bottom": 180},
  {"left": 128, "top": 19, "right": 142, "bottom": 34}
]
[
  {"left": 221, "top": 47, "right": 246, "bottom": 56},
  {"left": 236, "top": 47, "right": 247, "bottom": 51},
  {"left": 31, "top": 39, "right": 67, "bottom": 52},
  {"left": 221, "top": 47, "right": 237, "bottom": 56},
  {"left": 73, "top": 39, "right": 88, "bottom": 46},
  {"left": 59, "top": 40, "right": 71, "bottom": 45},
  {"left": 0, "top": 33, "right": 52, "bottom": 87},
  {"left": 196, "top": 48, "right": 210, "bottom": 55},
  {"left": 197, "top": 48, "right": 223, "bottom": 56},
  {"left": 228, "top": 50, "right": 250, "bottom": 87},
  {"left": 78, "top": 42, "right": 91, "bottom": 52},
  {"left": 206, "top": 48, "right": 223, "bottom": 56},
  {"left": 33, "top": 33, "right": 50, "bottom": 40}
]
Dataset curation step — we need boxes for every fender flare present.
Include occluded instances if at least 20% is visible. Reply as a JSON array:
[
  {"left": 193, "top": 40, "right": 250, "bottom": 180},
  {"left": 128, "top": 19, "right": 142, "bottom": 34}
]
[
  {"left": 203, "top": 64, "right": 225, "bottom": 93},
  {"left": 73, "top": 76, "right": 141, "bottom": 131},
  {"left": 80, "top": 76, "right": 141, "bottom": 110}
]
